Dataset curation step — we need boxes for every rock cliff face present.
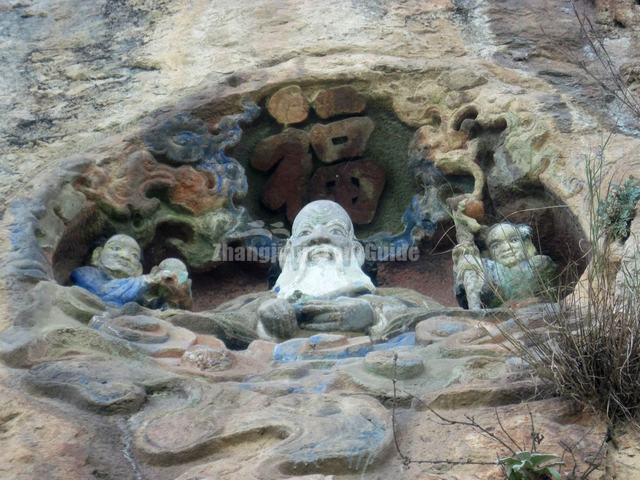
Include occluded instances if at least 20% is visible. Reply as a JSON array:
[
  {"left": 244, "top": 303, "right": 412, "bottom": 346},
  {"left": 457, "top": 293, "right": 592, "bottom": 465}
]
[{"left": 1, "top": 1, "right": 640, "bottom": 479}]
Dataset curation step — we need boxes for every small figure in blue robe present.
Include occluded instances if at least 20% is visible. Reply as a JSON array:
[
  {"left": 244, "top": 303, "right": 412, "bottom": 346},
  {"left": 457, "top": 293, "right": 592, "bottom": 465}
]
[{"left": 71, "top": 234, "right": 192, "bottom": 309}]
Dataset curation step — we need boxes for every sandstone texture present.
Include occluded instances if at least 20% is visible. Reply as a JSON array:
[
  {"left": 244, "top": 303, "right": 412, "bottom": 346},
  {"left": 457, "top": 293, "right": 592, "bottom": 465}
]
[
  {"left": 1, "top": 0, "right": 640, "bottom": 479},
  {"left": 260, "top": 141, "right": 313, "bottom": 222},
  {"left": 267, "top": 85, "right": 310, "bottom": 125},
  {"left": 251, "top": 128, "right": 310, "bottom": 172},
  {"left": 308, "top": 158, "right": 385, "bottom": 224},
  {"left": 309, "top": 117, "right": 375, "bottom": 163},
  {"left": 312, "top": 85, "right": 367, "bottom": 119}
]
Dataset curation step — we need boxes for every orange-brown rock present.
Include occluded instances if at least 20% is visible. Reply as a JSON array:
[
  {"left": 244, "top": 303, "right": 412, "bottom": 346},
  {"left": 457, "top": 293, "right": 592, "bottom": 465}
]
[
  {"left": 394, "top": 399, "right": 606, "bottom": 480},
  {"left": 312, "top": 85, "right": 367, "bottom": 119},
  {"left": 74, "top": 150, "right": 176, "bottom": 218},
  {"left": 464, "top": 199, "right": 485, "bottom": 220},
  {"left": 266, "top": 85, "right": 309, "bottom": 125},
  {"left": 0, "top": 377, "right": 125, "bottom": 480},
  {"left": 171, "top": 168, "right": 227, "bottom": 214},
  {"left": 309, "top": 117, "right": 375, "bottom": 163},
  {"left": 596, "top": 0, "right": 640, "bottom": 28},
  {"left": 309, "top": 158, "right": 385, "bottom": 224},
  {"left": 74, "top": 150, "right": 229, "bottom": 217},
  {"left": 250, "top": 128, "right": 309, "bottom": 172},
  {"left": 260, "top": 142, "right": 313, "bottom": 221}
]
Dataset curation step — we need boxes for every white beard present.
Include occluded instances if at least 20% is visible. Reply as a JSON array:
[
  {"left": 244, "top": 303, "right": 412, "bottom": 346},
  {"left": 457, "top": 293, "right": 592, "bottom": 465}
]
[{"left": 275, "top": 246, "right": 375, "bottom": 300}]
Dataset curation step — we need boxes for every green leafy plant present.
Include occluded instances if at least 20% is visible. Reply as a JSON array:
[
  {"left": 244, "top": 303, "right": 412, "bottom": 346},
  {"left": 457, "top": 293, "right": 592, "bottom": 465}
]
[
  {"left": 499, "top": 452, "right": 563, "bottom": 480},
  {"left": 599, "top": 178, "right": 640, "bottom": 241}
]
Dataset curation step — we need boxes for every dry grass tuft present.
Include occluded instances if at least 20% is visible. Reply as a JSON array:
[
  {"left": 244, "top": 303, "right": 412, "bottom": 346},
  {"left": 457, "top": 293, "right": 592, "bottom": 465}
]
[{"left": 504, "top": 142, "right": 640, "bottom": 425}]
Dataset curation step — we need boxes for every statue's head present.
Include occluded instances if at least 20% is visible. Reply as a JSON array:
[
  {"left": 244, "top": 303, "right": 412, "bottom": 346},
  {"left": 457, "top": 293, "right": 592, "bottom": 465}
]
[
  {"left": 486, "top": 223, "right": 537, "bottom": 267},
  {"left": 154, "top": 258, "right": 189, "bottom": 284},
  {"left": 274, "top": 200, "right": 374, "bottom": 300},
  {"left": 92, "top": 234, "right": 143, "bottom": 278}
]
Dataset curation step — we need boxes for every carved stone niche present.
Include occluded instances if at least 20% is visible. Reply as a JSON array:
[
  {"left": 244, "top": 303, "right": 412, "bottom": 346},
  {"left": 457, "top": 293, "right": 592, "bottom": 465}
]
[
  {"left": 49, "top": 103, "right": 269, "bottom": 298},
  {"left": 403, "top": 101, "right": 588, "bottom": 298}
]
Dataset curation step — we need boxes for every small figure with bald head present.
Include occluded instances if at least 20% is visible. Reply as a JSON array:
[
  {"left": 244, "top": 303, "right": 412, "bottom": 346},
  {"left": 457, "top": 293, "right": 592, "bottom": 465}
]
[
  {"left": 453, "top": 222, "right": 557, "bottom": 309},
  {"left": 71, "top": 234, "right": 192, "bottom": 309}
]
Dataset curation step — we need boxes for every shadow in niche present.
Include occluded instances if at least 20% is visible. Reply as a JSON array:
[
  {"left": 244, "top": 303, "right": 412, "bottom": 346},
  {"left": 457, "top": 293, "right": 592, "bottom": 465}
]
[
  {"left": 377, "top": 252, "right": 459, "bottom": 307},
  {"left": 51, "top": 207, "right": 272, "bottom": 311},
  {"left": 452, "top": 104, "right": 479, "bottom": 131},
  {"left": 483, "top": 186, "right": 589, "bottom": 285},
  {"left": 376, "top": 185, "right": 588, "bottom": 308},
  {"left": 190, "top": 262, "right": 271, "bottom": 311},
  {"left": 142, "top": 221, "right": 195, "bottom": 272},
  {"left": 52, "top": 205, "right": 114, "bottom": 284}
]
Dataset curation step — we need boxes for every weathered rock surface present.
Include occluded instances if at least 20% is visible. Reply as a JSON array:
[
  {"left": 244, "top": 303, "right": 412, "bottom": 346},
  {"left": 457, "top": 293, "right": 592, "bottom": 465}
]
[
  {"left": 309, "top": 158, "right": 385, "bottom": 224},
  {"left": 132, "top": 384, "right": 391, "bottom": 476},
  {"left": 0, "top": 370, "right": 135, "bottom": 480},
  {"left": 260, "top": 141, "right": 313, "bottom": 221},
  {"left": 2, "top": 0, "right": 640, "bottom": 478},
  {"left": 606, "top": 428, "right": 640, "bottom": 479},
  {"left": 90, "top": 313, "right": 198, "bottom": 357},
  {"left": 309, "top": 117, "right": 375, "bottom": 163},
  {"left": 0, "top": 378, "right": 95, "bottom": 480},
  {"left": 437, "top": 69, "right": 488, "bottom": 91},
  {"left": 267, "top": 85, "right": 310, "bottom": 125},
  {"left": 390, "top": 399, "right": 607, "bottom": 480},
  {"left": 364, "top": 350, "right": 424, "bottom": 379},
  {"left": 180, "top": 344, "right": 233, "bottom": 371},
  {"left": 312, "top": 86, "right": 367, "bottom": 119},
  {"left": 25, "top": 357, "right": 175, "bottom": 414},
  {"left": 251, "top": 129, "right": 310, "bottom": 172},
  {"left": 157, "top": 338, "right": 274, "bottom": 381},
  {"left": 251, "top": 128, "right": 313, "bottom": 220},
  {"left": 596, "top": 0, "right": 640, "bottom": 29},
  {"left": 415, "top": 316, "right": 474, "bottom": 345}
]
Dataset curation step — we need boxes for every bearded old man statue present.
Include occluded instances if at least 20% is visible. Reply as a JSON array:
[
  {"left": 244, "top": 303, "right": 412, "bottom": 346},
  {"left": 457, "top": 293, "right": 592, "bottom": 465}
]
[
  {"left": 273, "top": 200, "right": 376, "bottom": 301},
  {"left": 260, "top": 200, "right": 380, "bottom": 337},
  {"left": 170, "top": 200, "right": 440, "bottom": 346}
]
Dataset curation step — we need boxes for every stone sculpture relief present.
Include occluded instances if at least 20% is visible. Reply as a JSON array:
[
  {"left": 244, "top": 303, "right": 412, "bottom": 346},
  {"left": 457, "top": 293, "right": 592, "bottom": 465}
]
[
  {"left": 253, "top": 85, "right": 385, "bottom": 224},
  {"left": 273, "top": 200, "right": 375, "bottom": 300},
  {"left": 263, "top": 200, "right": 444, "bottom": 340},
  {"left": 0, "top": 75, "right": 604, "bottom": 480},
  {"left": 251, "top": 128, "right": 313, "bottom": 222},
  {"left": 144, "top": 102, "right": 260, "bottom": 200},
  {"left": 70, "top": 102, "right": 275, "bottom": 270},
  {"left": 308, "top": 159, "right": 385, "bottom": 224},
  {"left": 71, "top": 234, "right": 193, "bottom": 309},
  {"left": 160, "top": 199, "right": 440, "bottom": 345},
  {"left": 453, "top": 222, "right": 557, "bottom": 309},
  {"left": 145, "top": 257, "right": 193, "bottom": 310}
]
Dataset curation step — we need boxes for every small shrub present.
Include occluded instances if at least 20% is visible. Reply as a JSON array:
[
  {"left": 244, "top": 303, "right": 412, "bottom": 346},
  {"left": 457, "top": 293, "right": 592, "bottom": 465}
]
[
  {"left": 599, "top": 178, "right": 640, "bottom": 241},
  {"left": 503, "top": 145, "right": 640, "bottom": 425},
  {"left": 499, "top": 452, "right": 563, "bottom": 480}
]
